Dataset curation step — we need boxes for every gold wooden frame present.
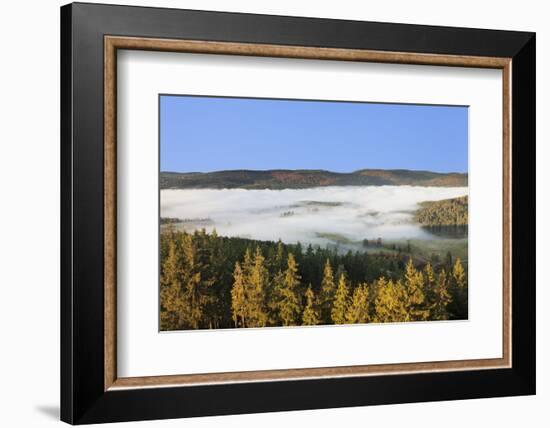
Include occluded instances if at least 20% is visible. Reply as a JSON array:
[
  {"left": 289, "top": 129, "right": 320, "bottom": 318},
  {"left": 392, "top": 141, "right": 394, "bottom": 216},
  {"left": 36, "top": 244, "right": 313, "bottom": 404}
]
[{"left": 104, "top": 36, "right": 512, "bottom": 391}]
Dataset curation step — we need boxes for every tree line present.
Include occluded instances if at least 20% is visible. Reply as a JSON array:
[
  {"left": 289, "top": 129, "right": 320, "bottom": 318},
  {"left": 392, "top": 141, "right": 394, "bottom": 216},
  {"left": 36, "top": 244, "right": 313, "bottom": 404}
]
[
  {"left": 160, "top": 228, "right": 467, "bottom": 331},
  {"left": 416, "top": 196, "right": 468, "bottom": 226}
]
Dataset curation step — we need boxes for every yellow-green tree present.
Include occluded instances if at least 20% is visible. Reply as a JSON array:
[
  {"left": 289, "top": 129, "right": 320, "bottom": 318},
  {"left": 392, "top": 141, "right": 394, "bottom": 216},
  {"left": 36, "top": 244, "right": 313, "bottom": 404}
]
[
  {"left": 245, "top": 247, "right": 269, "bottom": 327},
  {"left": 231, "top": 262, "right": 246, "bottom": 327},
  {"left": 318, "top": 259, "right": 336, "bottom": 323},
  {"left": 423, "top": 263, "right": 436, "bottom": 294},
  {"left": 331, "top": 273, "right": 350, "bottom": 325},
  {"left": 431, "top": 268, "right": 452, "bottom": 320},
  {"left": 160, "top": 239, "right": 184, "bottom": 330},
  {"left": 302, "top": 285, "right": 320, "bottom": 326},
  {"left": 346, "top": 283, "right": 370, "bottom": 324},
  {"left": 242, "top": 248, "right": 254, "bottom": 279},
  {"left": 374, "top": 278, "right": 408, "bottom": 323},
  {"left": 274, "top": 252, "right": 302, "bottom": 326},
  {"left": 179, "top": 233, "right": 206, "bottom": 329},
  {"left": 448, "top": 258, "right": 467, "bottom": 319},
  {"left": 403, "top": 258, "right": 429, "bottom": 321},
  {"left": 161, "top": 228, "right": 468, "bottom": 330},
  {"left": 452, "top": 258, "right": 466, "bottom": 288}
]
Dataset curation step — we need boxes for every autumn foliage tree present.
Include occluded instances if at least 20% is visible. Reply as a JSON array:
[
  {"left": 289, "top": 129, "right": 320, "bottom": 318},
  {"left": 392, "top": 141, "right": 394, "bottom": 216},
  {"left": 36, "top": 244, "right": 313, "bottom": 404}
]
[
  {"left": 160, "top": 239, "right": 184, "bottom": 330},
  {"left": 373, "top": 278, "right": 408, "bottom": 323},
  {"left": 245, "top": 247, "right": 269, "bottom": 327},
  {"left": 346, "top": 284, "right": 370, "bottom": 324},
  {"left": 448, "top": 257, "right": 468, "bottom": 319},
  {"left": 331, "top": 274, "right": 350, "bottom": 325},
  {"left": 273, "top": 253, "right": 302, "bottom": 326},
  {"left": 231, "top": 262, "right": 246, "bottom": 327},
  {"left": 160, "top": 229, "right": 467, "bottom": 330},
  {"left": 430, "top": 268, "right": 452, "bottom": 320},
  {"left": 403, "top": 258, "right": 429, "bottom": 321},
  {"left": 318, "top": 259, "right": 336, "bottom": 323},
  {"left": 302, "top": 286, "right": 320, "bottom": 326}
]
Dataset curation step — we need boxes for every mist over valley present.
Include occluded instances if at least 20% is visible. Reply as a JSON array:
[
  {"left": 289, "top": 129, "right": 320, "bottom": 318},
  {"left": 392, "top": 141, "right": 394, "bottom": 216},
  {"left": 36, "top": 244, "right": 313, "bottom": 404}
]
[{"left": 161, "top": 184, "right": 468, "bottom": 254}]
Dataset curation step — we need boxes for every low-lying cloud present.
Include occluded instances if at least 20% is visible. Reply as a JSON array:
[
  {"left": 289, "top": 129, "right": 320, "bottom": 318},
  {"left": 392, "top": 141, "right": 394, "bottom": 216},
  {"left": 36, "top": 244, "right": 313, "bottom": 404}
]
[{"left": 161, "top": 186, "right": 468, "bottom": 247}]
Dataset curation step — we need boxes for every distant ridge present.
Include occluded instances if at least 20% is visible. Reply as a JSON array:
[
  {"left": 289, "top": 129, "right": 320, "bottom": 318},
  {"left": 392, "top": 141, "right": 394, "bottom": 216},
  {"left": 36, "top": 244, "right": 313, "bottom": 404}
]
[{"left": 160, "top": 169, "right": 467, "bottom": 190}]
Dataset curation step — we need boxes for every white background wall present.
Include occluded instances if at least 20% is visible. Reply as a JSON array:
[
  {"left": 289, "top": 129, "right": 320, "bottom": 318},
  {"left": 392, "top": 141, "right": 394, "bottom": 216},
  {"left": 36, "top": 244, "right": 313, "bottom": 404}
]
[{"left": 0, "top": 0, "right": 546, "bottom": 426}]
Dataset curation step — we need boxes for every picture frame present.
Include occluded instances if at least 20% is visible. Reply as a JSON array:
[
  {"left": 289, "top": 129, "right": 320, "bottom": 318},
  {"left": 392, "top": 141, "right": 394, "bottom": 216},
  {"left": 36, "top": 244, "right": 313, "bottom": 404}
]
[{"left": 61, "top": 2, "right": 535, "bottom": 424}]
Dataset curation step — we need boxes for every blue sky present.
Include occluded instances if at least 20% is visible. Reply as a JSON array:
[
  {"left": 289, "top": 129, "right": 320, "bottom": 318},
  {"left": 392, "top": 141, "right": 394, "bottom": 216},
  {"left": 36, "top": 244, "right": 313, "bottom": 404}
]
[{"left": 160, "top": 95, "right": 468, "bottom": 174}]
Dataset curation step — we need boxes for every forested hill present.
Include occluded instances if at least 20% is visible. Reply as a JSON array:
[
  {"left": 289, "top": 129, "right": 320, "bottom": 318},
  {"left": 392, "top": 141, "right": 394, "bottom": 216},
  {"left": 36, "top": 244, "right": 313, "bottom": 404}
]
[
  {"left": 160, "top": 169, "right": 468, "bottom": 190},
  {"left": 416, "top": 196, "right": 468, "bottom": 226}
]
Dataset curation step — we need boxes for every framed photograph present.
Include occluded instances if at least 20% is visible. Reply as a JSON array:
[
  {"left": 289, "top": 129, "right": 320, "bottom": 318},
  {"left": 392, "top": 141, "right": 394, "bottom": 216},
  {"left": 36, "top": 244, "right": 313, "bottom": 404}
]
[{"left": 61, "top": 2, "right": 535, "bottom": 424}]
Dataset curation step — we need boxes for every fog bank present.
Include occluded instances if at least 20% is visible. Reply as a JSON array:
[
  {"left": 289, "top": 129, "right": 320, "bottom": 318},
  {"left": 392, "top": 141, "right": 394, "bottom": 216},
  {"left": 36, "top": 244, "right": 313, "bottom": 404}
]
[{"left": 161, "top": 186, "right": 468, "bottom": 248}]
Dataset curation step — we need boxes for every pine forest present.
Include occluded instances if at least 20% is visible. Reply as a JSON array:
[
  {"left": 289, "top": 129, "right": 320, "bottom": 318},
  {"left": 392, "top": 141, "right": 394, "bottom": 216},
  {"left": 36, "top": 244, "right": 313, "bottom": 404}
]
[{"left": 160, "top": 227, "right": 468, "bottom": 331}]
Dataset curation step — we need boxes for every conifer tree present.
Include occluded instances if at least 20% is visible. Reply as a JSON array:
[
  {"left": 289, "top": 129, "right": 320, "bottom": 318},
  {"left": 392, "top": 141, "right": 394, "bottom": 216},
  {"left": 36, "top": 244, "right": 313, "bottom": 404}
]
[
  {"left": 403, "top": 258, "right": 429, "bottom": 321},
  {"left": 318, "top": 259, "right": 336, "bottom": 323},
  {"left": 431, "top": 268, "right": 452, "bottom": 320},
  {"left": 295, "top": 242, "right": 303, "bottom": 258},
  {"left": 160, "top": 228, "right": 468, "bottom": 330},
  {"left": 245, "top": 247, "right": 269, "bottom": 327},
  {"left": 335, "top": 264, "right": 347, "bottom": 285},
  {"left": 422, "top": 262, "right": 437, "bottom": 317},
  {"left": 242, "top": 248, "right": 254, "bottom": 278},
  {"left": 267, "top": 269, "right": 284, "bottom": 326},
  {"left": 448, "top": 258, "right": 467, "bottom": 319},
  {"left": 302, "top": 245, "right": 316, "bottom": 293},
  {"left": 346, "top": 283, "right": 370, "bottom": 324},
  {"left": 275, "top": 252, "right": 302, "bottom": 326},
  {"left": 331, "top": 273, "right": 350, "bottom": 325},
  {"left": 231, "top": 262, "right": 246, "bottom": 327},
  {"left": 424, "top": 263, "right": 436, "bottom": 292},
  {"left": 201, "top": 228, "right": 223, "bottom": 328},
  {"left": 302, "top": 285, "right": 320, "bottom": 326},
  {"left": 374, "top": 278, "right": 408, "bottom": 323},
  {"left": 179, "top": 233, "right": 204, "bottom": 329},
  {"left": 275, "top": 239, "right": 285, "bottom": 272},
  {"left": 452, "top": 258, "right": 466, "bottom": 288},
  {"left": 160, "top": 240, "right": 183, "bottom": 330}
]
